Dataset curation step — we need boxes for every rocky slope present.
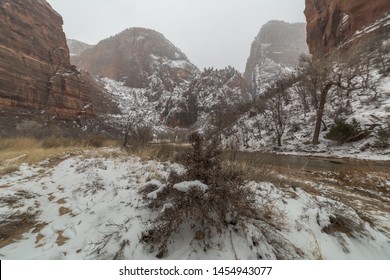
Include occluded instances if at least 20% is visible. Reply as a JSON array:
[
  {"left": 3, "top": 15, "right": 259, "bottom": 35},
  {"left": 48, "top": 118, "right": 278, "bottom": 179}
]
[
  {"left": 305, "top": 0, "right": 390, "bottom": 57},
  {"left": 101, "top": 66, "right": 250, "bottom": 130},
  {"left": 77, "top": 28, "right": 199, "bottom": 89},
  {"left": 161, "top": 66, "right": 250, "bottom": 127},
  {"left": 0, "top": 0, "right": 116, "bottom": 119},
  {"left": 244, "top": 21, "right": 308, "bottom": 95}
]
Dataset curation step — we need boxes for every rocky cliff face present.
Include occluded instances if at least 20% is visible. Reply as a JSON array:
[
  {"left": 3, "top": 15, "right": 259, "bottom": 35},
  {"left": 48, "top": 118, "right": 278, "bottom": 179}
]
[
  {"left": 244, "top": 20, "right": 308, "bottom": 94},
  {"left": 162, "top": 67, "right": 250, "bottom": 127},
  {"left": 305, "top": 0, "right": 390, "bottom": 57},
  {"left": 77, "top": 28, "right": 199, "bottom": 89},
  {"left": 0, "top": 0, "right": 116, "bottom": 118}
]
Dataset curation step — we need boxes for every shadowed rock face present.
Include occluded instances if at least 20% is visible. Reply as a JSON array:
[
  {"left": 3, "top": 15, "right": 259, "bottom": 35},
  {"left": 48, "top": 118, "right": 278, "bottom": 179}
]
[
  {"left": 305, "top": 0, "right": 390, "bottom": 57},
  {"left": 0, "top": 0, "right": 117, "bottom": 118},
  {"left": 77, "top": 27, "right": 199, "bottom": 89}
]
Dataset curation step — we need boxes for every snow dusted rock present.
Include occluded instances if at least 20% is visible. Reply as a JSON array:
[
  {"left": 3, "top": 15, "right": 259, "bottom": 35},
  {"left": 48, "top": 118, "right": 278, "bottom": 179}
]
[
  {"left": 173, "top": 180, "right": 208, "bottom": 192},
  {"left": 100, "top": 66, "right": 250, "bottom": 129},
  {"left": 144, "top": 180, "right": 167, "bottom": 199},
  {"left": 244, "top": 20, "right": 308, "bottom": 94},
  {"left": 77, "top": 27, "right": 199, "bottom": 89},
  {"left": 161, "top": 66, "right": 251, "bottom": 128}
]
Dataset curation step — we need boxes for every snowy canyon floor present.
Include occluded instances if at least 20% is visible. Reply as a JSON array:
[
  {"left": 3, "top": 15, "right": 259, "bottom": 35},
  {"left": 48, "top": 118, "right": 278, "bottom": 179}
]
[{"left": 0, "top": 146, "right": 389, "bottom": 260}]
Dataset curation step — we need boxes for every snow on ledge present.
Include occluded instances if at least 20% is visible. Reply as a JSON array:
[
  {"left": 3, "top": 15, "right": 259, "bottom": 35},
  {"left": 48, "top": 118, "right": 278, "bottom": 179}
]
[
  {"left": 173, "top": 180, "right": 208, "bottom": 192},
  {"left": 144, "top": 180, "right": 167, "bottom": 199}
]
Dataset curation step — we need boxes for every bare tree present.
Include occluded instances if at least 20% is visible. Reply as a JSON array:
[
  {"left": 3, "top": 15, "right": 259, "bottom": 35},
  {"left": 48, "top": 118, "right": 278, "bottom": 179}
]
[
  {"left": 122, "top": 106, "right": 153, "bottom": 148},
  {"left": 263, "top": 77, "right": 290, "bottom": 147},
  {"left": 297, "top": 50, "right": 366, "bottom": 144},
  {"left": 123, "top": 108, "right": 142, "bottom": 147}
]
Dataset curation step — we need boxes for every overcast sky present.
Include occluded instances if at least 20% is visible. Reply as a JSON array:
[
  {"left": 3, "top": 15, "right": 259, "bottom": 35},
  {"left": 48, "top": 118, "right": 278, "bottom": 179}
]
[{"left": 46, "top": 0, "right": 306, "bottom": 72}]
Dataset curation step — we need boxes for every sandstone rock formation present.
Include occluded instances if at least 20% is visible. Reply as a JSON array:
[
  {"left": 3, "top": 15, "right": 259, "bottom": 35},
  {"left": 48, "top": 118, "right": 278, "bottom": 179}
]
[
  {"left": 244, "top": 20, "right": 308, "bottom": 94},
  {"left": 77, "top": 27, "right": 199, "bottom": 89},
  {"left": 0, "top": 0, "right": 116, "bottom": 118},
  {"left": 305, "top": 0, "right": 390, "bottom": 57}
]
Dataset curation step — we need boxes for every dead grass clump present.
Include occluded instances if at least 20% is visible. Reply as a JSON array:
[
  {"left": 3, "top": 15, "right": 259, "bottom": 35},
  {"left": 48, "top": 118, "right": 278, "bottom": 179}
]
[
  {"left": 0, "top": 137, "right": 41, "bottom": 151},
  {"left": 41, "top": 137, "right": 74, "bottom": 149},
  {"left": 320, "top": 205, "right": 366, "bottom": 241},
  {"left": 336, "top": 163, "right": 378, "bottom": 186},
  {"left": 140, "top": 133, "right": 260, "bottom": 258},
  {"left": 226, "top": 151, "right": 276, "bottom": 182},
  {"left": 56, "top": 230, "right": 70, "bottom": 246},
  {"left": 74, "top": 177, "right": 105, "bottom": 196},
  {"left": 322, "top": 214, "right": 363, "bottom": 238},
  {"left": 0, "top": 211, "right": 36, "bottom": 248},
  {"left": 84, "top": 135, "right": 106, "bottom": 148},
  {"left": 0, "top": 165, "right": 20, "bottom": 177},
  {"left": 0, "top": 190, "right": 35, "bottom": 207},
  {"left": 128, "top": 144, "right": 190, "bottom": 162}
]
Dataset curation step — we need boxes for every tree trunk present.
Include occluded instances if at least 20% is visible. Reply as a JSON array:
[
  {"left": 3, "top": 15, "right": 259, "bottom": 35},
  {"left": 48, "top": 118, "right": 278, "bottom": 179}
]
[
  {"left": 277, "top": 135, "right": 282, "bottom": 147},
  {"left": 123, "top": 130, "right": 129, "bottom": 147},
  {"left": 312, "top": 83, "right": 333, "bottom": 144}
]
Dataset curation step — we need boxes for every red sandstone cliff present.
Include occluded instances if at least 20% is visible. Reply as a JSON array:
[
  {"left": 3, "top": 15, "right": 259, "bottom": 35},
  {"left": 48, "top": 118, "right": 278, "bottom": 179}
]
[
  {"left": 77, "top": 28, "right": 199, "bottom": 89},
  {"left": 0, "top": 0, "right": 117, "bottom": 118},
  {"left": 305, "top": 0, "right": 390, "bottom": 57}
]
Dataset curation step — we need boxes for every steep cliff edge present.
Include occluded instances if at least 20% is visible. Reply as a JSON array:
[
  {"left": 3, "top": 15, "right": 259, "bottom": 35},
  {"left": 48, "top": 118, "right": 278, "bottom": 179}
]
[
  {"left": 244, "top": 20, "right": 308, "bottom": 94},
  {"left": 305, "top": 0, "right": 390, "bottom": 57},
  {"left": 0, "top": 0, "right": 116, "bottom": 118}
]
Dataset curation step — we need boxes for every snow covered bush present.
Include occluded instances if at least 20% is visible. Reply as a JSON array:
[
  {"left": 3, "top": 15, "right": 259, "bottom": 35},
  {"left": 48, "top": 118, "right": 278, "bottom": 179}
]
[{"left": 140, "top": 132, "right": 259, "bottom": 258}]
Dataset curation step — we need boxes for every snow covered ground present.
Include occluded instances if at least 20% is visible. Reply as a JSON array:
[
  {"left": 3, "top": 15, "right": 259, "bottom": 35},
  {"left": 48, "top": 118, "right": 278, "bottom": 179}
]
[{"left": 0, "top": 148, "right": 389, "bottom": 260}]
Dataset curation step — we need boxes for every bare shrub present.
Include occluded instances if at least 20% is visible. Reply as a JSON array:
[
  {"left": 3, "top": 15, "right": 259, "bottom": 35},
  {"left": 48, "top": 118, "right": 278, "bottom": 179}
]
[
  {"left": 321, "top": 214, "right": 362, "bottom": 238},
  {"left": 140, "top": 132, "right": 259, "bottom": 258},
  {"left": 88, "top": 217, "right": 133, "bottom": 259}
]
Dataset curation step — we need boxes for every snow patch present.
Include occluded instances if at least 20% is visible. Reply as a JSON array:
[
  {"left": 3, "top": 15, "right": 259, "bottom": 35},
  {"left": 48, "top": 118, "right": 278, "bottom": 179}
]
[{"left": 173, "top": 180, "right": 209, "bottom": 192}]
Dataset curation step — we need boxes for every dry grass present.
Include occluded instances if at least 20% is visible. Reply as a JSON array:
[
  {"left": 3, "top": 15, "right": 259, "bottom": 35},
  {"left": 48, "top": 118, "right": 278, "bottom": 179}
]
[
  {"left": 0, "top": 212, "right": 36, "bottom": 249},
  {"left": 56, "top": 230, "right": 70, "bottom": 246},
  {"left": 0, "top": 165, "right": 20, "bottom": 177},
  {"left": 0, "top": 136, "right": 119, "bottom": 172},
  {"left": 127, "top": 143, "right": 190, "bottom": 162}
]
